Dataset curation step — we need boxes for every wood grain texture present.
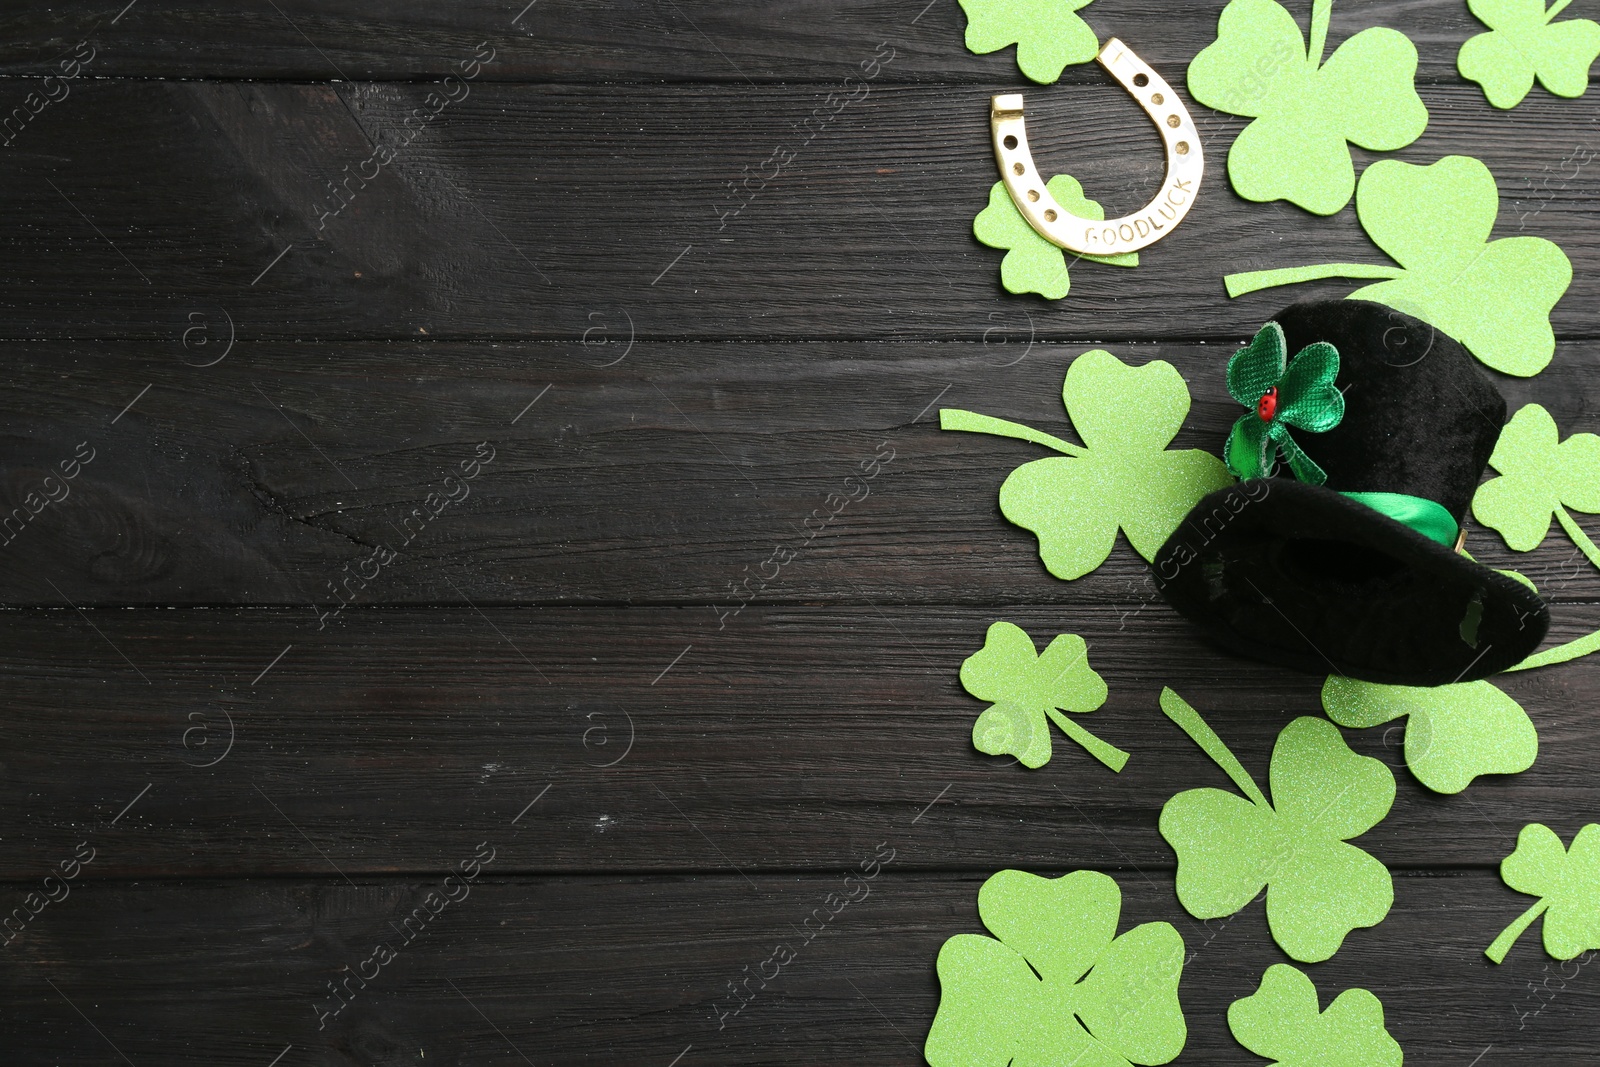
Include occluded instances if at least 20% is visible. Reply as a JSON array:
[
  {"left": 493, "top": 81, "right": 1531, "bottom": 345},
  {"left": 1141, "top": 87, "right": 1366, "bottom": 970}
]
[
  {"left": 5, "top": 339, "right": 1599, "bottom": 606},
  {"left": 0, "top": 82, "right": 1591, "bottom": 341},
  {"left": 0, "top": 0, "right": 1529, "bottom": 81},
  {"left": 1, "top": 873, "right": 1593, "bottom": 1065},
  {"left": 0, "top": 604, "right": 1593, "bottom": 878}
]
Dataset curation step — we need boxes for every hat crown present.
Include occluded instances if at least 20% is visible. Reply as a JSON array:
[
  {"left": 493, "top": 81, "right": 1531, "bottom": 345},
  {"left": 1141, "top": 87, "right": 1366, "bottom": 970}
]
[{"left": 1273, "top": 299, "right": 1506, "bottom": 522}]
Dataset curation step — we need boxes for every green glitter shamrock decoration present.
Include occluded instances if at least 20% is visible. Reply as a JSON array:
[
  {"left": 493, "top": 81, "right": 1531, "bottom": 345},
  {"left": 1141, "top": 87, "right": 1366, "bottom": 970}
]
[
  {"left": 1158, "top": 689, "right": 1395, "bottom": 963},
  {"left": 1229, "top": 964, "right": 1403, "bottom": 1067},
  {"left": 1472, "top": 404, "right": 1600, "bottom": 552},
  {"left": 961, "top": 621, "right": 1127, "bottom": 771},
  {"left": 1187, "top": 0, "right": 1427, "bottom": 214},
  {"left": 1459, "top": 0, "right": 1600, "bottom": 109},
  {"left": 957, "top": 0, "right": 1100, "bottom": 84},
  {"left": 1322, "top": 675, "right": 1537, "bottom": 794},
  {"left": 1226, "top": 155, "right": 1573, "bottom": 377},
  {"left": 1224, "top": 321, "right": 1344, "bottom": 484},
  {"left": 941, "top": 350, "right": 1233, "bottom": 580},
  {"left": 1487, "top": 823, "right": 1600, "bottom": 962},
  {"left": 974, "top": 178, "right": 1137, "bottom": 299},
  {"left": 926, "top": 869, "right": 1187, "bottom": 1067}
]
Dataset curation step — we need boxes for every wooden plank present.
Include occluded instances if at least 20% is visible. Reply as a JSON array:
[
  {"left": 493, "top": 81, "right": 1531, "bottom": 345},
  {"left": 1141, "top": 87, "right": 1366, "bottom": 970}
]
[
  {"left": 0, "top": 0, "right": 1526, "bottom": 82},
  {"left": 0, "top": 871, "right": 1592, "bottom": 1064},
  {"left": 0, "top": 82, "right": 1592, "bottom": 342},
  {"left": 5, "top": 339, "right": 1599, "bottom": 607},
  {"left": 0, "top": 605, "right": 1593, "bottom": 878}
]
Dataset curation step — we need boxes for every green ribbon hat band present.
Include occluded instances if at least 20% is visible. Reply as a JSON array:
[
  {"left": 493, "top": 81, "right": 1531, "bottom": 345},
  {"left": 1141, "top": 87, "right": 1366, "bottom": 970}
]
[
  {"left": 1340, "top": 491, "right": 1461, "bottom": 548},
  {"left": 1225, "top": 321, "right": 1461, "bottom": 549}
]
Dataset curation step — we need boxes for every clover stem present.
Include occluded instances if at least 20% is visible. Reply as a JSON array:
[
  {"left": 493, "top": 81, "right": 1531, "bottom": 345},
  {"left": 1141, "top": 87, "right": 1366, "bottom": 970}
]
[
  {"left": 1508, "top": 628, "right": 1600, "bottom": 672},
  {"left": 938, "top": 409, "right": 1086, "bottom": 457},
  {"left": 1545, "top": 0, "right": 1574, "bottom": 20},
  {"left": 1158, "top": 688, "right": 1270, "bottom": 808},
  {"left": 1224, "top": 263, "right": 1404, "bottom": 298},
  {"left": 1556, "top": 505, "right": 1600, "bottom": 573},
  {"left": 1307, "top": 0, "right": 1332, "bottom": 69},
  {"left": 1044, "top": 707, "right": 1130, "bottom": 772},
  {"left": 1486, "top": 898, "right": 1549, "bottom": 964}
]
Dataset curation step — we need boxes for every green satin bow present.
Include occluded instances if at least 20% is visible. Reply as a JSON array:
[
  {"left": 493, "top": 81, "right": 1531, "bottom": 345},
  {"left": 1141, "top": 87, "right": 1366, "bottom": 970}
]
[{"left": 1225, "top": 321, "right": 1344, "bottom": 484}]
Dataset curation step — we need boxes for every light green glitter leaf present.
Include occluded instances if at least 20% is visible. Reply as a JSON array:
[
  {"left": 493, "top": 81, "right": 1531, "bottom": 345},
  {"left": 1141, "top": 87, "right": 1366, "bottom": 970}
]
[
  {"left": 957, "top": 0, "right": 1100, "bottom": 83},
  {"left": 1459, "top": 0, "right": 1600, "bottom": 108},
  {"left": 1487, "top": 823, "right": 1600, "bottom": 962},
  {"left": 1228, "top": 964, "right": 1403, "bottom": 1066},
  {"left": 974, "top": 178, "right": 1136, "bottom": 300}
]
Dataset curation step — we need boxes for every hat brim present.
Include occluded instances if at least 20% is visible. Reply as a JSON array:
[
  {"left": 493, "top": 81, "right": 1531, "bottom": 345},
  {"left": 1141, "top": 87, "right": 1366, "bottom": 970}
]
[{"left": 1151, "top": 479, "right": 1549, "bottom": 686}]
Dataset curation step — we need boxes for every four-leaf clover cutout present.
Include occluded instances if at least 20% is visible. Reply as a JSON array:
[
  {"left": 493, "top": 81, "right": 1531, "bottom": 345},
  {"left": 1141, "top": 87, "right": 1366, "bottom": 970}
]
[
  {"left": 1459, "top": 0, "right": 1600, "bottom": 109},
  {"left": 957, "top": 0, "right": 1100, "bottom": 83},
  {"left": 926, "top": 869, "right": 1187, "bottom": 1067},
  {"left": 974, "top": 178, "right": 1137, "bottom": 300},
  {"left": 1487, "top": 823, "right": 1600, "bottom": 962},
  {"left": 1158, "top": 689, "right": 1395, "bottom": 962},
  {"left": 1224, "top": 321, "right": 1344, "bottom": 484},
  {"left": 1227, "top": 155, "right": 1574, "bottom": 376},
  {"left": 961, "top": 621, "right": 1126, "bottom": 771},
  {"left": 942, "top": 350, "right": 1233, "bottom": 580},
  {"left": 1229, "top": 964, "right": 1403, "bottom": 1066},
  {"left": 1188, "top": 0, "right": 1427, "bottom": 214},
  {"left": 1472, "top": 403, "right": 1600, "bottom": 552}
]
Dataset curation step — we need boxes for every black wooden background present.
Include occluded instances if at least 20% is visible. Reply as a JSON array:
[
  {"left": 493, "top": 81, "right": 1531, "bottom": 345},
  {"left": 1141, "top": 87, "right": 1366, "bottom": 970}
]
[{"left": 0, "top": 2, "right": 1597, "bottom": 1064}]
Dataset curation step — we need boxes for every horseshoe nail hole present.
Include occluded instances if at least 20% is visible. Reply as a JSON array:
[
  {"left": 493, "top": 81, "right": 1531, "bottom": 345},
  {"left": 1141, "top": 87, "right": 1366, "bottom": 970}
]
[
  {"left": 1133, "top": 73, "right": 1149, "bottom": 87},
  {"left": 1012, "top": 162, "right": 1025, "bottom": 176},
  {"left": 1044, "top": 209, "right": 1057, "bottom": 222},
  {"left": 1003, "top": 134, "right": 1018, "bottom": 150},
  {"left": 1026, "top": 189, "right": 1040, "bottom": 202},
  {"left": 1176, "top": 140, "right": 1190, "bottom": 155},
  {"left": 1166, "top": 114, "right": 1181, "bottom": 128},
  {"left": 1150, "top": 92, "right": 1164, "bottom": 105}
]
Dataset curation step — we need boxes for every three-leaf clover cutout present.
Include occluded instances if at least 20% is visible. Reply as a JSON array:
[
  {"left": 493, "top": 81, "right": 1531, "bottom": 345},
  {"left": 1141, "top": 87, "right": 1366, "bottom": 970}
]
[
  {"left": 1486, "top": 823, "right": 1600, "bottom": 962},
  {"left": 974, "top": 178, "right": 1137, "bottom": 299},
  {"left": 941, "top": 350, "right": 1233, "bottom": 580},
  {"left": 1224, "top": 321, "right": 1344, "bottom": 484},
  {"left": 1226, "top": 155, "right": 1574, "bottom": 376},
  {"left": 961, "top": 621, "right": 1127, "bottom": 771},
  {"left": 1322, "top": 676, "right": 1537, "bottom": 794},
  {"left": 1472, "top": 403, "right": 1600, "bottom": 552},
  {"left": 1459, "top": 0, "right": 1600, "bottom": 109},
  {"left": 1187, "top": 0, "right": 1427, "bottom": 214},
  {"left": 926, "top": 869, "right": 1187, "bottom": 1067},
  {"left": 957, "top": 0, "right": 1100, "bottom": 84},
  {"left": 1229, "top": 964, "right": 1403, "bottom": 1066},
  {"left": 1157, "top": 689, "right": 1395, "bottom": 962}
]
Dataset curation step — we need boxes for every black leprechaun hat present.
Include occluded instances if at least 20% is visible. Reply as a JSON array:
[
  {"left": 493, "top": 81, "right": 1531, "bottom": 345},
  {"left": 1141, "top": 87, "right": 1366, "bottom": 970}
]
[{"left": 1151, "top": 298, "right": 1549, "bottom": 686}]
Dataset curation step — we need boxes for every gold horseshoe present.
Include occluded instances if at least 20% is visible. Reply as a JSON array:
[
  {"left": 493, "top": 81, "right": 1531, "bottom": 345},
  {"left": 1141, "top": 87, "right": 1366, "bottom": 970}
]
[{"left": 991, "top": 38, "right": 1204, "bottom": 256}]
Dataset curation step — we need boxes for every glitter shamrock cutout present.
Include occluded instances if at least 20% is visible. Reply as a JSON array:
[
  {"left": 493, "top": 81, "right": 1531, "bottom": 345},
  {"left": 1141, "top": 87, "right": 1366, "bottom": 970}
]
[
  {"left": 1322, "top": 676, "right": 1537, "bottom": 794},
  {"left": 1228, "top": 964, "right": 1403, "bottom": 1066},
  {"left": 1459, "top": 0, "right": 1600, "bottom": 109},
  {"left": 941, "top": 350, "right": 1233, "bottom": 580},
  {"left": 960, "top": 621, "right": 1127, "bottom": 771},
  {"left": 974, "top": 178, "right": 1137, "bottom": 299},
  {"left": 1157, "top": 689, "right": 1395, "bottom": 963},
  {"left": 1224, "top": 321, "right": 1344, "bottom": 484},
  {"left": 957, "top": 0, "right": 1100, "bottom": 84},
  {"left": 926, "top": 869, "right": 1187, "bottom": 1067},
  {"left": 1487, "top": 823, "right": 1600, "bottom": 962},
  {"left": 1225, "top": 155, "right": 1573, "bottom": 377},
  {"left": 1472, "top": 404, "right": 1600, "bottom": 553},
  {"left": 1187, "top": 0, "right": 1427, "bottom": 214}
]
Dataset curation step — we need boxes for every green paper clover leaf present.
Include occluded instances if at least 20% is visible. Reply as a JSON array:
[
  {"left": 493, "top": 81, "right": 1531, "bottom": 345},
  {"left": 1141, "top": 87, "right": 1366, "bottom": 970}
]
[
  {"left": 974, "top": 178, "right": 1137, "bottom": 299},
  {"left": 941, "top": 350, "right": 1234, "bottom": 580},
  {"left": 1472, "top": 404, "right": 1600, "bottom": 551},
  {"left": 1322, "top": 675, "right": 1537, "bottom": 794},
  {"left": 1158, "top": 689, "right": 1395, "bottom": 963},
  {"left": 1226, "top": 155, "right": 1574, "bottom": 376},
  {"left": 926, "top": 869, "right": 1187, "bottom": 1067},
  {"left": 1228, "top": 964, "right": 1403, "bottom": 1067},
  {"left": 961, "top": 621, "right": 1127, "bottom": 771},
  {"left": 1187, "top": 0, "right": 1427, "bottom": 214},
  {"left": 957, "top": 0, "right": 1100, "bottom": 84},
  {"left": 1486, "top": 823, "right": 1600, "bottom": 962},
  {"left": 1225, "top": 321, "right": 1344, "bottom": 483},
  {"left": 1459, "top": 0, "right": 1600, "bottom": 109}
]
